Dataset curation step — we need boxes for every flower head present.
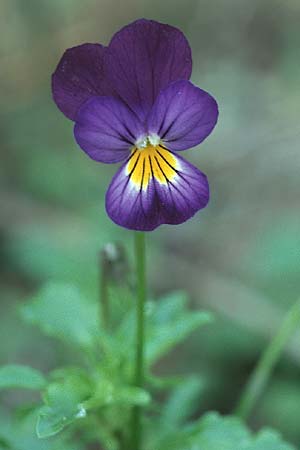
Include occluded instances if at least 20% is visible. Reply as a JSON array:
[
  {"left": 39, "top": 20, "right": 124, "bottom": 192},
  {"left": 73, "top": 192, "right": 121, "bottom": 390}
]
[{"left": 52, "top": 19, "right": 218, "bottom": 231}]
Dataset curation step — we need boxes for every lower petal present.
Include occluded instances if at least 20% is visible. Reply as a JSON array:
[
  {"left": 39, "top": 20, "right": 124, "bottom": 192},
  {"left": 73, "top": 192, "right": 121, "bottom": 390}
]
[{"left": 105, "top": 147, "right": 209, "bottom": 231}]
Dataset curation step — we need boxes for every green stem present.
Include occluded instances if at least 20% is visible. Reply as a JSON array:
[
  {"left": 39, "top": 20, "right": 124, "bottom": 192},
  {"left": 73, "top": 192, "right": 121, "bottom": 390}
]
[
  {"left": 131, "top": 232, "right": 146, "bottom": 450},
  {"left": 235, "top": 297, "right": 300, "bottom": 421}
]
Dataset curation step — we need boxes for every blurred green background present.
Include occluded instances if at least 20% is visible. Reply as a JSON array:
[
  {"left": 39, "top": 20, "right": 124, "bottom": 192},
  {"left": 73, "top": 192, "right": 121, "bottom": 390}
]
[{"left": 1, "top": 0, "right": 300, "bottom": 445}]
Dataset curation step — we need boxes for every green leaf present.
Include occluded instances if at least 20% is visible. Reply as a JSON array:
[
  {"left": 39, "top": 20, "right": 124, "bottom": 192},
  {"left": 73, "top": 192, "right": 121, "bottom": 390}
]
[
  {"left": 0, "top": 365, "right": 46, "bottom": 390},
  {"left": 251, "top": 429, "right": 296, "bottom": 450},
  {"left": 145, "top": 376, "right": 205, "bottom": 449},
  {"left": 146, "top": 292, "right": 213, "bottom": 364},
  {"left": 35, "top": 366, "right": 149, "bottom": 440},
  {"left": 157, "top": 413, "right": 296, "bottom": 450},
  {"left": 37, "top": 373, "right": 91, "bottom": 438},
  {"left": 193, "top": 413, "right": 296, "bottom": 450},
  {"left": 20, "top": 282, "right": 99, "bottom": 349},
  {"left": 83, "top": 375, "right": 151, "bottom": 410},
  {"left": 117, "top": 386, "right": 150, "bottom": 407},
  {"left": 161, "top": 376, "right": 205, "bottom": 427},
  {"left": 0, "top": 407, "right": 82, "bottom": 450},
  {"left": 116, "top": 292, "right": 213, "bottom": 368},
  {"left": 187, "top": 413, "right": 252, "bottom": 450}
]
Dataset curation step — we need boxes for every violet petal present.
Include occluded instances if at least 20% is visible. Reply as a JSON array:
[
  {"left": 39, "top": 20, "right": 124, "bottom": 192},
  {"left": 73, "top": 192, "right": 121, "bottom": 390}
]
[
  {"left": 74, "top": 96, "right": 145, "bottom": 163},
  {"left": 105, "top": 147, "right": 209, "bottom": 230},
  {"left": 52, "top": 43, "right": 114, "bottom": 120},
  {"left": 104, "top": 19, "right": 192, "bottom": 119},
  {"left": 148, "top": 80, "right": 218, "bottom": 151}
]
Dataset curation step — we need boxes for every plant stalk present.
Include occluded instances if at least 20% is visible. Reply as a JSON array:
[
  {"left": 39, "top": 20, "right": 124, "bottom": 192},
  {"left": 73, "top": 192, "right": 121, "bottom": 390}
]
[
  {"left": 235, "top": 297, "right": 300, "bottom": 420},
  {"left": 131, "top": 232, "right": 146, "bottom": 450}
]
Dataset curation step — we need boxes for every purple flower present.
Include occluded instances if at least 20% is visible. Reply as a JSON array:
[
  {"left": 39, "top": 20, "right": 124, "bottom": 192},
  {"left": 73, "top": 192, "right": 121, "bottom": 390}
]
[{"left": 52, "top": 19, "right": 218, "bottom": 231}]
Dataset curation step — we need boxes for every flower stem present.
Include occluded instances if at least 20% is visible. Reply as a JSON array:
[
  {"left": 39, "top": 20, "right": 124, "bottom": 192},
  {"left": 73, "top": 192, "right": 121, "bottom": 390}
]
[
  {"left": 235, "top": 297, "right": 300, "bottom": 421},
  {"left": 131, "top": 232, "right": 146, "bottom": 450}
]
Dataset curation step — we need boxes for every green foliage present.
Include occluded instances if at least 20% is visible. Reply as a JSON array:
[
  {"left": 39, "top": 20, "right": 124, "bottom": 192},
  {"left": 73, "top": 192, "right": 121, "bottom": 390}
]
[
  {"left": 0, "top": 365, "right": 46, "bottom": 390},
  {"left": 5, "top": 282, "right": 211, "bottom": 448},
  {"left": 20, "top": 282, "right": 99, "bottom": 349},
  {"left": 146, "top": 292, "right": 213, "bottom": 364},
  {"left": 37, "top": 370, "right": 91, "bottom": 438},
  {"left": 115, "top": 291, "right": 212, "bottom": 370},
  {"left": 2, "top": 281, "right": 296, "bottom": 450},
  {"left": 2, "top": 0, "right": 300, "bottom": 445},
  {"left": 190, "top": 413, "right": 296, "bottom": 450},
  {"left": 0, "top": 409, "right": 80, "bottom": 450},
  {"left": 152, "top": 412, "right": 296, "bottom": 450},
  {"left": 160, "top": 376, "right": 205, "bottom": 427}
]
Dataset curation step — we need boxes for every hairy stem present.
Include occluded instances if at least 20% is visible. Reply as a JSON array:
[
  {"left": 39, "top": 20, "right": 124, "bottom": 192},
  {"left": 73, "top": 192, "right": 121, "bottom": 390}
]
[{"left": 235, "top": 297, "right": 300, "bottom": 420}]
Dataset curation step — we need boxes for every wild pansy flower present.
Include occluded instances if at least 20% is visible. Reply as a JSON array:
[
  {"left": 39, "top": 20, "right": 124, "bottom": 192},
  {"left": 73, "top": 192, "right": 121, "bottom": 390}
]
[{"left": 52, "top": 19, "right": 218, "bottom": 231}]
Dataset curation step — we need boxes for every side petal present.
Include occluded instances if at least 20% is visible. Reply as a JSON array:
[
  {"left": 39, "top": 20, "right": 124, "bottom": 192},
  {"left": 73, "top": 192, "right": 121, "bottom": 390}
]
[
  {"left": 74, "top": 96, "right": 145, "bottom": 163},
  {"left": 52, "top": 44, "right": 115, "bottom": 120},
  {"left": 147, "top": 80, "right": 219, "bottom": 151},
  {"left": 105, "top": 147, "right": 209, "bottom": 231},
  {"left": 104, "top": 19, "right": 192, "bottom": 118}
]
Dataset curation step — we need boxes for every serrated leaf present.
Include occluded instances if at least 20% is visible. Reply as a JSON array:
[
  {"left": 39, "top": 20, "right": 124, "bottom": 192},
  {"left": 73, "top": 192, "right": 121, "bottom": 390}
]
[
  {"left": 251, "top": 429, "right": 295, "bottom": 450},
  {"left": 193, "top": 413, "right": 296, "bottom": 450},
  {"left": 156, "top": 412, "right": 296, "bottom": 450},
  {"left": 146, "top": 292, "right": 213, "bottom": 364},
  {"left": 188, "top": 413, "right": 252, "bottom": 450},
  {"left": 83, "top": 375, "right": 151, "bottom": 411},
  {"left": 116, "top": 292, "right": 213, "bottom": 368},
  {"left": 0, "top": 407, "right": 82, "bottom": 450},
  {"left": 37, "top": 373, "right": 91, "bottom": 438},
  {"left": 0, "top": 365, "right": 46, "bottom": 390},
  {"left": 20, "top": 282, "right": 99, "bottom": 349}
]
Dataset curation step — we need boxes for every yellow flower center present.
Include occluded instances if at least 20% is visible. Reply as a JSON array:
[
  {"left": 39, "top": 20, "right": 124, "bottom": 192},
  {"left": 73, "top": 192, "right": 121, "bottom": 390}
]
[{"left": 126, "top": 143, "right": 178, "bottom": 190}]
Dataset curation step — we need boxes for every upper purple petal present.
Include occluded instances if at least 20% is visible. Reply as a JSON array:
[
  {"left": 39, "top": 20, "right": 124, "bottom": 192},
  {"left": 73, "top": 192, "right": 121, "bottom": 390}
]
[
  {"left": 104, "top": 19, "right": 192, "bottom": 119},
  {"left": 74, "top": 96, "right": 145, "bottom": 163},
  {"left": 52, "top": 43, "right": 115, "bottom": 121},
  {"left": 147, "top": 80, "right": 219, "bottom": 151}
]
